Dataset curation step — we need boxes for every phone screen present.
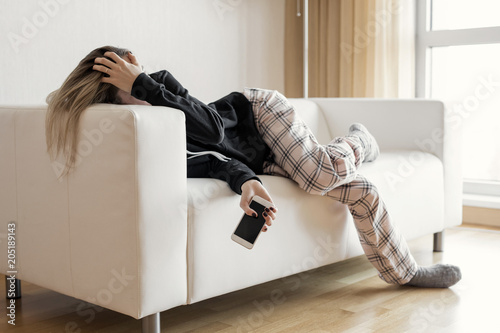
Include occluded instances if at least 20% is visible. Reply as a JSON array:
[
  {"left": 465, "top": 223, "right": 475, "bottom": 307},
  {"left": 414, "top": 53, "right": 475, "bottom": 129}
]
[{"left": 234, "top": 200, "right": 266, "bottom": 244}]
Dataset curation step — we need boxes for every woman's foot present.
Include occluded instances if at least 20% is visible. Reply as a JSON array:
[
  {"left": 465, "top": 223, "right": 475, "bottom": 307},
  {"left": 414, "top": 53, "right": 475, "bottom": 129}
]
[
  {"left": 405, "top": 264, "right": 462, "bottom": 288},
  {"left": 348, "top": 123, "right": 380, "bottom": 162}
]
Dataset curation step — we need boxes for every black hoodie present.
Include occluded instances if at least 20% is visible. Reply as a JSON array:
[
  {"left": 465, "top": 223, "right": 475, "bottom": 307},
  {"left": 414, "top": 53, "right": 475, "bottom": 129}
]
[{"left": 131, "top": 70, "right": 270, "bottom": 194}]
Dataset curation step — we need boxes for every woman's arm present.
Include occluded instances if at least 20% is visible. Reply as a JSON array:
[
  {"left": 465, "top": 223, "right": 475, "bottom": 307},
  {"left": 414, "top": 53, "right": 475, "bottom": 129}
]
[
  {"left": 203, "top": 157, "right": 260, "bottom": 196},
  {"left": 188, "top": 156, "right": 277, "bottom": 231},
  {"left": 94, "top": 52, "right": 225, "bottom": 145},
  {"left": 131, "top": 72, "right": 225, "bottom": 145},
  {"left": 209, "top": 158, "right": 277, "bottom": 231}
]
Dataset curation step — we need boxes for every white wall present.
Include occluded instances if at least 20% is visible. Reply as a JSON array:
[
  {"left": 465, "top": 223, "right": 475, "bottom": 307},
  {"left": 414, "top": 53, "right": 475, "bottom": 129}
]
[{"left": 0, "top": 0, "right": 285, "bottom": 104}]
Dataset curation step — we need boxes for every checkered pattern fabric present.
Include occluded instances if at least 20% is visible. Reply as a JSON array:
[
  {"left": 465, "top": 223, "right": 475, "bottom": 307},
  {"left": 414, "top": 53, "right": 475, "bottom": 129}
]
[
  {"left": 243, "top": 88, "right": 418, "bottom": 285},
  {"left": 325, "top": 175, "right": 418, "bottom": 284}
]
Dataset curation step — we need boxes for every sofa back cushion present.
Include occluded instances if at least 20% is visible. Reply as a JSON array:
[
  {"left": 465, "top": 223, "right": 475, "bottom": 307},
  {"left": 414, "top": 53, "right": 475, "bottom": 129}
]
[{"left": 288, "top": 99, "right": 332, "bottom": 145}]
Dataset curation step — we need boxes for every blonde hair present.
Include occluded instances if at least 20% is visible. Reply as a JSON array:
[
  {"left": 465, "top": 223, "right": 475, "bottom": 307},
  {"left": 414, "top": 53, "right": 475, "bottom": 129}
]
[{"left": 46, "top": 45, "right": 131, "bottom": 176}]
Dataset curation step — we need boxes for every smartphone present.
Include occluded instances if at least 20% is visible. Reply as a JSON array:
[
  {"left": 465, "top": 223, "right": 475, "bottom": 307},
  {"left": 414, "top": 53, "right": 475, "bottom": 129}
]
[{"left": 231, "top": 195, "right": 274, "bottom": 249}]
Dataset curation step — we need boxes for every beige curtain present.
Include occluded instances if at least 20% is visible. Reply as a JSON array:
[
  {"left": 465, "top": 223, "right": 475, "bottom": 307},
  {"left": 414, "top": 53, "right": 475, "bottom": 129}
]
[{"left": 285, "top": 0, "right": 415, "bottom": 98}]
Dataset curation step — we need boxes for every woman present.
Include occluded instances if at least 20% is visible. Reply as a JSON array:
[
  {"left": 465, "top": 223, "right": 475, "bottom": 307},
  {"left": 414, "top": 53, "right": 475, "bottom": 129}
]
[{"left": 47, "top": 46, "right": 461, "bottom": 288}]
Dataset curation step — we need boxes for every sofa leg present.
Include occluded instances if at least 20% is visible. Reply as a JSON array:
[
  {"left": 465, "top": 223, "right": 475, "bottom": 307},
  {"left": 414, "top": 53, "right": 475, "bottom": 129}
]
[
  {"left": 5, "top": 276, "right": 21, "bottom": 299},
  {"left": 433, "top": 231, "right": 444, "bottom": 252},
  {"left": 142, "top": 312, "right": 160, "bottom": 333}
]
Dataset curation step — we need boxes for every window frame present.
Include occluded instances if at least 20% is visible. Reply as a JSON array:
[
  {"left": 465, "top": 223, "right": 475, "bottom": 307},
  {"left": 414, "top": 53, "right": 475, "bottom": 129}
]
[{"left": 415, "top": 0, "right": 500, "bottom": 208}]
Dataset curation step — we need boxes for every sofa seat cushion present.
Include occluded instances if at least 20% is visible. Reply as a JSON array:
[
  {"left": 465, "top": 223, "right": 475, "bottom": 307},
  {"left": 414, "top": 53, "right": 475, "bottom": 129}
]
[
  {"left": 186, "top": 150, "right": 444, "bottom": 303},
  {"left": 358, "top": 150, "right": 444, "bottom": 240}
]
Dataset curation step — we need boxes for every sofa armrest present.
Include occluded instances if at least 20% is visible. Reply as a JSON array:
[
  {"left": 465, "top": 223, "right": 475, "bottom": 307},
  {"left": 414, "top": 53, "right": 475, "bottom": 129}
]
[
  {"left": 0, "top": 104, "right": 188, "bottom": 319},
  {"left": 72, "top": 104, "right": 188, "bottom": 318},
  {"left": 310, "top": 98, "right": 462, "bottom": 229}
]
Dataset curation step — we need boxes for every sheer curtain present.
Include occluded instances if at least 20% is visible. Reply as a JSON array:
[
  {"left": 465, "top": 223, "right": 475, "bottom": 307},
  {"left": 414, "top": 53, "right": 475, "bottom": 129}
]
[{"left": 285, "top": 0, "right": 415, "bottom": 98}]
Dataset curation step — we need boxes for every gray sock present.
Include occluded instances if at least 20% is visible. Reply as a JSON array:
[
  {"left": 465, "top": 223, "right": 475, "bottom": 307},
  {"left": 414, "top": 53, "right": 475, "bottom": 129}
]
[
  {"left": 348, "top": 123, "right": 380, "bottom": 162},
  {"left": 406, "top": 264, "right": 462, "bottom": 288}
]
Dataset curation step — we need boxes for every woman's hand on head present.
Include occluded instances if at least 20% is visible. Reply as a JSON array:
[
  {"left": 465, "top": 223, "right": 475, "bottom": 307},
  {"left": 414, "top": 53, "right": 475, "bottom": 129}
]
[
  {"left": 240, "top": 179, "right": 278, "bottom": 232},
  {"left": 93, "top": 51, "right": 143, "bottom": 94}
]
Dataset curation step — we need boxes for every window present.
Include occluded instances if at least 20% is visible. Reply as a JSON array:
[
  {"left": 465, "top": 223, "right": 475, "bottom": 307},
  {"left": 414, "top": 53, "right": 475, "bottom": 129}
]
[
  {"left": 432, "top": 0, "right": 500, "bottom": 30},
  {"left": 416, "top": 0, "right": 500, "bottom": 208}
]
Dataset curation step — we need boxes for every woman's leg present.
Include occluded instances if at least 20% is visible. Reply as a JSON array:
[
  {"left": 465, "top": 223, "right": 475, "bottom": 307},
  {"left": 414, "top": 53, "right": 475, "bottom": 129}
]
[
  {"left": 327, "top": 177, "right": 461, "bottom": 287},
  {"left": 325, "top": 175, "right": 418, "bottom": 284},
  {"left": 244, "top": 88, "right": 461, "bottom": 287},
  {"left": 243, "top": 88, "right": 415, "bottom": 283},
  {"left": 243, "top": 88, "right": 366, "bottom": 195}
]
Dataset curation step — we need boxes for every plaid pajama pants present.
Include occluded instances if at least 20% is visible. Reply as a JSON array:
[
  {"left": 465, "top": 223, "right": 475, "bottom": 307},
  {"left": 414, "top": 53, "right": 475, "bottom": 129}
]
[{"left": 243, "top": 88, "right": 418, "bottom": 285}]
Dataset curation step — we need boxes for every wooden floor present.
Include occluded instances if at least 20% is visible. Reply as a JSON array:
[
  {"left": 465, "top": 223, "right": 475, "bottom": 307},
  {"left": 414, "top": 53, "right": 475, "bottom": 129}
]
[{"left": 1, "top": 224, "right": 499, "bottom": 333}]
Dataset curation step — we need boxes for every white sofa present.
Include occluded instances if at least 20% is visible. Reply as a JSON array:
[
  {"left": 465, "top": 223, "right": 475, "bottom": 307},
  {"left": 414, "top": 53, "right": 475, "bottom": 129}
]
[{"left": 0, "top": 98, "right": 462, "bottom": 332}]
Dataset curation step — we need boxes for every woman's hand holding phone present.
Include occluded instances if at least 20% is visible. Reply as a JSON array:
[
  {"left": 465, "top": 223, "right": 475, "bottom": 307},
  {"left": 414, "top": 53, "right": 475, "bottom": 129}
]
[
  {"left": 240, "top": 179, "right": 277, "bottom": 232},
  {"left": 232, "top": 193, "right": 277, "bottom": 249}
]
